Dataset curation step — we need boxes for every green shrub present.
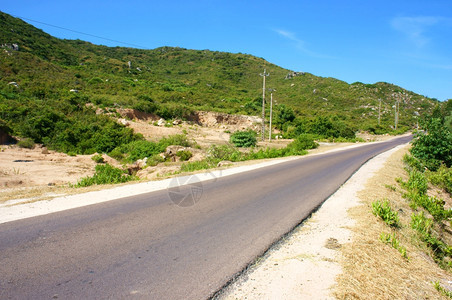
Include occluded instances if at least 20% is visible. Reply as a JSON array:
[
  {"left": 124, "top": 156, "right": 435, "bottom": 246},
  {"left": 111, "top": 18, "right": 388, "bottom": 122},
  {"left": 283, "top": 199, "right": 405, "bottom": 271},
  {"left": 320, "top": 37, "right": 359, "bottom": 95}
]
[
  {"left": 180, "top": 160, "right": 215, "bottom": 172},
  {"left": 372, "top": 199, "right": 401, "bottom": 228},
  {"left": 403, "top": 154, "right": 424, "bottom": 172},
  {"left": 424, "top": 197, "right": 452, "bottom": 222},
  {"left": 411, "top": 212, "right": 452, "bottom": 265},
  {"left": 308, "top": 116, "right": 356, "bottom": 139},
  {"left": 121, "top": 140, "right": 163, "bottom": 163},
  {"left": 91, "top": 153, "right": 105, "bottom": 163},
  {"left": 403, "top": 178, "right": 451, "bottom": 223},
  {"left": 159, "top": 134, "right": 191, "bottom": 148},
  {"left": 17, "top": 138, "right": 35, "bottom": 149},
  {"left": 109, "top": 135, "right": 192, "bottom": 163},
  {"left": 402, "top": 170, "right": 428, "bottom": 195},
  {"left": 177, "top": 150, "right": 192, "bottom": 161},
  {"left": 411, "top": 118, "right": 452, "bottom": 171},
  {"left": 146, "top": 154, "right": 165, "bottom": 166},
  {"left": 109, "top": 148, "right": 124, "bottom": 161},
  {"left": 88, "top": 77, "right": 104, "bottom": 85},
  {"left": 289, "top": 134, "right": 318, "bottom": 152},
  {"left": 208, "top": 144, "right": 242, "bottom": 161},
  {"left": 411, "top": 212, "right": 433, "bottom": 235},
  {"left": 380, "top": 232, "right": 408, "bottom": 259},
  {"left": 230, "top": 130, "right": 257, "bottom": 147},
  {"left": 76, "top": 164, "right": 136, "bottom": 187},
  {"left": 434, "top": 281, "right": 452, "bottom": 298},
  {"left": 133, "top": 100, "right": 157, "bottom": 114},
  {"left": 427, "top": 165, "right": 452, "bottom": 195}
]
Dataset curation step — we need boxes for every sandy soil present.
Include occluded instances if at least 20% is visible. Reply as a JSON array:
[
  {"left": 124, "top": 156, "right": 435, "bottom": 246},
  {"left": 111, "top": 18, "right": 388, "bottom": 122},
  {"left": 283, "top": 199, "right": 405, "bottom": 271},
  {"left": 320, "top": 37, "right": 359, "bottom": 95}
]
[{"left": 0, "top": 146, "right": 97, "bottom": 188}]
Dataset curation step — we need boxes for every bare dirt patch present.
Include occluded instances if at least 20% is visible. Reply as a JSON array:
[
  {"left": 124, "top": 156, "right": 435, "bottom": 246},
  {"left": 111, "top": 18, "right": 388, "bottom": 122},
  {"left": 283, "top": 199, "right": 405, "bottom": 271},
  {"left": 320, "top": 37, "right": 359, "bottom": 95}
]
[{"left": 0, "top": 145, "right": 96, "bottom": 188}]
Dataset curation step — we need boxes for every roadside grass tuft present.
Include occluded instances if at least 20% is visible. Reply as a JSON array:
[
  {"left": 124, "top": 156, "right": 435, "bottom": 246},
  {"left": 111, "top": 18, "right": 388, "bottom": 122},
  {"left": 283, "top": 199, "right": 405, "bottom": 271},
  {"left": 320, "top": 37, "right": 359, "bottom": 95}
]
[
  {"left": 380, "top": 232, "right": 409, "bottom": 259},
  {"left": 372, "top": 199, "right": 401, "bottom": 228},
  {"left": 75, "top": 164, "right": 137, "bottom": 187},
  {"left": 434, "top": 281, "right": 452, "bottom": 299}
]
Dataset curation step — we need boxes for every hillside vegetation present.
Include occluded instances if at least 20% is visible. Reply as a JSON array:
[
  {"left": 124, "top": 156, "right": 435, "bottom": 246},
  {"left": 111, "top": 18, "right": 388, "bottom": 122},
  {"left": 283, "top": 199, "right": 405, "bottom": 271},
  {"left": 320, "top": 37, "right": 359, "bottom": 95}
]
[{"left": 0, "top": 11, "right": 444, "bottom": 156}]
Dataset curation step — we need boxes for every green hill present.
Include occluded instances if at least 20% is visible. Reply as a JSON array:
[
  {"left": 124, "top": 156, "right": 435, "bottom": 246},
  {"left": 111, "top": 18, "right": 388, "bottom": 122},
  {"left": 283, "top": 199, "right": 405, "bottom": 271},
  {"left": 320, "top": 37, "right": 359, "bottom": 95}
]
[{"left": 0, "top": 11, "right": 442, "bottom": 154}]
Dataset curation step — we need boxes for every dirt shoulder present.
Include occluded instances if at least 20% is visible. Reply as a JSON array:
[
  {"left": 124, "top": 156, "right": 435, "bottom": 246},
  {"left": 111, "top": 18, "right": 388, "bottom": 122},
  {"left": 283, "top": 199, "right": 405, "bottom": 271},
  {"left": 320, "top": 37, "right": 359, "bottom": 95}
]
[{"left": 335, "top": 147, "right": 451, "bottom": 299}]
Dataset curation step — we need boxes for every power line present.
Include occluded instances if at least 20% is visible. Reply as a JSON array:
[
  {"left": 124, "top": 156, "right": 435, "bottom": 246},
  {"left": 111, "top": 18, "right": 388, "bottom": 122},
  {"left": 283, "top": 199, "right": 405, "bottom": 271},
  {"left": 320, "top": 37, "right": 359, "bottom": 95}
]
[{"left": 11, "top": 14, "right": 149, "bottom": 49}]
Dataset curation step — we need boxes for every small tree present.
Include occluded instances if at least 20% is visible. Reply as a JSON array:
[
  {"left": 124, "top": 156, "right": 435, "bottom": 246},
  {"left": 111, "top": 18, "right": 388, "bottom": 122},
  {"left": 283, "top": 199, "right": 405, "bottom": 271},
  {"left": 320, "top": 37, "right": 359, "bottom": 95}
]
[
  {"left": 290, "top": 134, "right": 318, "bottom": 151},
  {"left": 230, "top": 130, "right": 257, "bottom": 147},
  {"left": 411, "top": 118, "right": 452, "bottom": 171},
  {"left": 275, "top": 104, "right": 295, "bottom": 130}
]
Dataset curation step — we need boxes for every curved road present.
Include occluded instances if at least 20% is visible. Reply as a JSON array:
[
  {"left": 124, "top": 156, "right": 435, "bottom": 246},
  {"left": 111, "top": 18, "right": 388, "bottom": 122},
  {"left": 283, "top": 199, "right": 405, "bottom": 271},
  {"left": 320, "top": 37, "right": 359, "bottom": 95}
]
[{"left": 0, "top": 136, "right": 411, "bottom": 299}]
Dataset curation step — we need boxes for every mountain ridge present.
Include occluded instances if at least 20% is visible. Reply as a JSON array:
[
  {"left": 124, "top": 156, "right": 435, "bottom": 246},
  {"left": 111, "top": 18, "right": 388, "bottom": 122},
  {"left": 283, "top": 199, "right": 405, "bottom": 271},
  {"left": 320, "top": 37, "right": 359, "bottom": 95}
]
[{"left": 0, "top": 11, "right": 441, "bottom": 153}]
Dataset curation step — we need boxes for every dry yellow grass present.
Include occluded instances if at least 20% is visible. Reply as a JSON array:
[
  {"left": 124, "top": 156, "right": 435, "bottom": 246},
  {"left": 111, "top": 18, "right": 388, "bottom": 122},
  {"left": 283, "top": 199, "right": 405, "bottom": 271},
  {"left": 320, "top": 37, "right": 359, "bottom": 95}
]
[{"left": 334, "top": 146, "right": 452, "bottom": 299}]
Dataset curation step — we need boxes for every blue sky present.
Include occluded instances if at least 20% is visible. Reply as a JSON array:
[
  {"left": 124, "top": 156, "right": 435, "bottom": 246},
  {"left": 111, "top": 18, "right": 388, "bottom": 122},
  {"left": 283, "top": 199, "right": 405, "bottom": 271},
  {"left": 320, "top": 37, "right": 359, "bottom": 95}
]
[{"left": 2, "top": 0, "right": 451, "bottom": 100}]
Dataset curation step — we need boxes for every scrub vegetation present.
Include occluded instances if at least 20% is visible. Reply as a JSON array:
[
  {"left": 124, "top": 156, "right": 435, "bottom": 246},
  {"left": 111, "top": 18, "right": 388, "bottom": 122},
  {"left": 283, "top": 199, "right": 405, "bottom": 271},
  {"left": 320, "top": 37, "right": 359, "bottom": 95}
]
[{"left": 0, "top": 11, "right": 448, "bottom": 187}]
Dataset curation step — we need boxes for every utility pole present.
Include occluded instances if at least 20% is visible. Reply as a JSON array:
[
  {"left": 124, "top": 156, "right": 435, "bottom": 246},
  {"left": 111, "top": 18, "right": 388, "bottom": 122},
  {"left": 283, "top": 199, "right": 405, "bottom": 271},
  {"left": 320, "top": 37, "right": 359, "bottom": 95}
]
[
  {"left": 268, "top": 89, "right": 275, "bottom": 141},
  {"left": 394, "top": 99, "right": 399, "bottom": 130},
  {"left": 397, "top": 99, "right": 400, "bottom": 129},
  {"left": 394, "top": 102, "right": 397, "bottom": 130},
  {"left": 378, "top": 98, "right": 381, "bottom": 126},
  {"left": 260, "top": 69, "right": 269, "bottom": 141}
]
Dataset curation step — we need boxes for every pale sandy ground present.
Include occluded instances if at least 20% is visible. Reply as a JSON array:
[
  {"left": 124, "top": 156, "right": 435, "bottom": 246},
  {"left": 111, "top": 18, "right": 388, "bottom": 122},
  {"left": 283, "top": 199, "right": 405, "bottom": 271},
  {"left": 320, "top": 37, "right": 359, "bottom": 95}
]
[{"left": 216, "top": 144, "right": 407, "bottom": 300}]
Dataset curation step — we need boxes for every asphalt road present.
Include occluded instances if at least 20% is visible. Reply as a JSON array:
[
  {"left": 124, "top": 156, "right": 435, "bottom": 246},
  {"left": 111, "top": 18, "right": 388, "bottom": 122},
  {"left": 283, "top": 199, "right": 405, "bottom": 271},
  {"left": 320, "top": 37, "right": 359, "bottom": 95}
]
[{"left": 0, "top": 136, "right": 411, "bottom": 299}]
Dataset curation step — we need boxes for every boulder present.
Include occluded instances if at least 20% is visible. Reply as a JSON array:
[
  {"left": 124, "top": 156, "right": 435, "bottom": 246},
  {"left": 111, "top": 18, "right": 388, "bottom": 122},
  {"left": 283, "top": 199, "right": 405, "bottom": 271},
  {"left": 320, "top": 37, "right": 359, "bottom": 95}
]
[
  {"left": 165, "top": 145, "right": 186, "bottom": 157},
  {"left": 118, "top": 118, "right": 130, "bottom": 126},
  {"left": 127, "top": 163, "right": 141, "bottom": 175},
  {"left": 217, "top": 160, "right": 233, "bottom": 167},
  {"left": 136, "top": 157, "right": 148, "bottom": 168},
  {"left": 157, "top": 118, "right": 166, "bottom": 126}
]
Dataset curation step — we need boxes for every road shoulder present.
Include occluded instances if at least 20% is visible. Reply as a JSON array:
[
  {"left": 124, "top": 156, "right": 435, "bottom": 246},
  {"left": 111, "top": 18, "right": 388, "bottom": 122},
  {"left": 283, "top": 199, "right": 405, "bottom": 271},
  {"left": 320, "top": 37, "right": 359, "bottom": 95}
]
[{"left": 216, "top": 144, "right": 409, "bottom": 299}]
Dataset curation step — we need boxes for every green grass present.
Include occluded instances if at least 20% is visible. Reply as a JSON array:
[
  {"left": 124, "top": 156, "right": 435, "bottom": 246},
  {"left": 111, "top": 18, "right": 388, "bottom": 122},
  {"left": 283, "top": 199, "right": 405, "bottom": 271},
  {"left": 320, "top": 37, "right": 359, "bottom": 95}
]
[
  {"left": 411, "top": 212, "right": 452, "bottom": 269},
  {"left": 75, "top": 164, "right": 137, "bottom": 187},
  {"left": 91, "top": 153, "right": 105, "bottom": 164},
  {"left": 372, "top": 199, "right": 401, "bottom": 228},
  {"left": 434, "top": 281, "right": 452, "bottom": 299},
  {"left": 380, "top": 232, "right": 409, "bottom": 259},
  {"left": 17, "top": 138, "right": 35, "bottom": 149}
]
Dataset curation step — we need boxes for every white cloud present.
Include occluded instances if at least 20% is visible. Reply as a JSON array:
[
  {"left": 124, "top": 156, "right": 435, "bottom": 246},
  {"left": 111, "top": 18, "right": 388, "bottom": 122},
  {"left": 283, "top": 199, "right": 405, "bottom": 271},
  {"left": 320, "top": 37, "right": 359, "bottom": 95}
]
[
  {"left": 274, "top": 29, "right": 306, "bottom": 49},
  {"left": 274, "top": 29, "right": 300, "bottom": 42},
  {"left": 273, "top": 29, "right": 333, "bottom": 59},
  {"left": 391, "top": 16, "right": 444, "bottom": 48}
]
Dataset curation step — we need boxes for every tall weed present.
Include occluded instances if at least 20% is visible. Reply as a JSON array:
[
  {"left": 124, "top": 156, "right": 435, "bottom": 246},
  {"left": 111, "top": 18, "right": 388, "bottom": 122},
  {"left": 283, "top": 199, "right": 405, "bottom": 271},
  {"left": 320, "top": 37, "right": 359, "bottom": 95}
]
[
  {"left": 372, "top": 200, "right": 401, "bottom": 228},
  {"left": 76, "top": 164, "right": 136, "bottom": 187}
]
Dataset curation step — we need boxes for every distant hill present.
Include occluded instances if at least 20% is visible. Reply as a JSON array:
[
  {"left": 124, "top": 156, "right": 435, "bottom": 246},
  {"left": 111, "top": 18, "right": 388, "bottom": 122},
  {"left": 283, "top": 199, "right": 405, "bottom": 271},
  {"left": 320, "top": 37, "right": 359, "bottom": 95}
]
[{"left": 0, "top": 11, "right": 442, "bottom": 152}]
